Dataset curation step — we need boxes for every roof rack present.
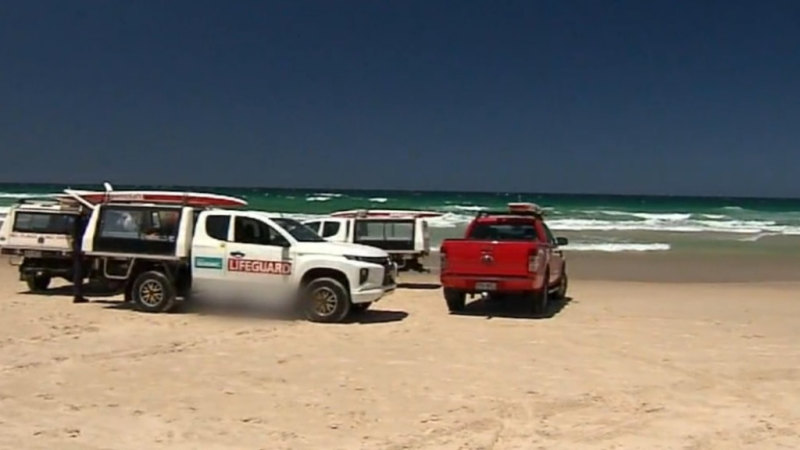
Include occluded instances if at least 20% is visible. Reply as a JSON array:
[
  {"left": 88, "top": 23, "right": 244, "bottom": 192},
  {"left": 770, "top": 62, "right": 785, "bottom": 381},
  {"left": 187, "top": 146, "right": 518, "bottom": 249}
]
[
  {"left": 475, "top": 202, "right": 545, "bottom": 218},
  {"left": 475, "top": 210, "right": 543, "bottom": 218}
]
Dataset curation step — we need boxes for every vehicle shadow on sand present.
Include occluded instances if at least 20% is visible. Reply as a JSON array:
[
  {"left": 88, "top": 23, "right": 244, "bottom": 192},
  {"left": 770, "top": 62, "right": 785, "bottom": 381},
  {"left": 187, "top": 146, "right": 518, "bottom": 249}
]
[
  {"left": 397, "top": 282, "right": 441, "bottom": 290},
  {"left": 20, "top": 284, "right": 121, "bottom": 298},
  {"left": 452, "top": 295, "right": 573, "bottom": 320},
  {"left": 93, "top": 299, "right": 409, "bottom": 325}
]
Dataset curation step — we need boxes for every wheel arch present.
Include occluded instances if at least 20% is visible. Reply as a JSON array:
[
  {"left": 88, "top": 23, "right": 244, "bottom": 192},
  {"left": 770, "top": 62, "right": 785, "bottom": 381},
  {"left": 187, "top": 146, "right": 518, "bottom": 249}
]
[{"left": 300, "top": 267, "right": 351, "bottom": 294}]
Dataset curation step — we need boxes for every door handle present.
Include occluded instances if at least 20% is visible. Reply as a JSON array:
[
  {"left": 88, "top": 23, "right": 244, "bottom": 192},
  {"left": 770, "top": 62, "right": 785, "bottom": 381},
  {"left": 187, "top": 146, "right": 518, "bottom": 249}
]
[{"left": 230, "top": 251, "right": 245, "bottom": 258}]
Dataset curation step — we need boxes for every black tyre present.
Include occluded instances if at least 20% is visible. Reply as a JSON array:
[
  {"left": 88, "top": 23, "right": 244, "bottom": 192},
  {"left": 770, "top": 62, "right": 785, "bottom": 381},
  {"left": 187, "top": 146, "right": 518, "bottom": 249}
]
[
  {"left": 351, "top": 302, "right": 372, "bottom": 313},
  {"left": 131, "top": 271, "right": 177, "bottom": 313},
  {"left": 26, "top": 274, "right": 51, "bottom": 292},
  {"left": 302, "top": 277, "right": 351, "bottom": 323},
  {"left": 552, "top": 272, "right": 568, "bottom": 300},
  {"left": 444, "top": 288, "right": 466, "bottom": 312},
  {"left": 531, "top": 271, "right": 549, "bottom": 315}
]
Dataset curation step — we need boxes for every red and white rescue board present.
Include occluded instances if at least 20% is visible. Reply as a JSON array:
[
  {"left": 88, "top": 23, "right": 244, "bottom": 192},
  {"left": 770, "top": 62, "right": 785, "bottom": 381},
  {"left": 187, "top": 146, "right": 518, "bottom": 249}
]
[
  {"left": 330, "top": 209, "right": 443, "bottom": 219},
  {"left": 58, "top": 190, "right": 247, "bottom": 208}
]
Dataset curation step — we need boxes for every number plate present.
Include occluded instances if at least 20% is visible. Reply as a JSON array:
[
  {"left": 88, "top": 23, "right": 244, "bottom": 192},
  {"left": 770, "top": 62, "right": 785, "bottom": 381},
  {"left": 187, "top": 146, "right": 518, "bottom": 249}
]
[
  {"left": 475, "top": 281, "right": 497, "bottom": 291},
  {"left": 23, "top": 250, "right": 42, "bottom": 258}
]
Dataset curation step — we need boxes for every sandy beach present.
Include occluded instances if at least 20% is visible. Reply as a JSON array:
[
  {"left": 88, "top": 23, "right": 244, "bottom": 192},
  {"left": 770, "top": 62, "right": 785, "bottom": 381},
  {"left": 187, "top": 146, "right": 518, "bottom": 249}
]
[{"left": 1, "top": 259, "right": 799, "bottom": 449}]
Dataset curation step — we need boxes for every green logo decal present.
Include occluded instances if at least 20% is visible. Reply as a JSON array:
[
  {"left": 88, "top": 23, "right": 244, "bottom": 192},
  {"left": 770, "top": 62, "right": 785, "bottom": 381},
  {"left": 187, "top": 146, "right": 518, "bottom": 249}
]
[{"left": 194, "top": 256, "right": 223, "bottom": 269}]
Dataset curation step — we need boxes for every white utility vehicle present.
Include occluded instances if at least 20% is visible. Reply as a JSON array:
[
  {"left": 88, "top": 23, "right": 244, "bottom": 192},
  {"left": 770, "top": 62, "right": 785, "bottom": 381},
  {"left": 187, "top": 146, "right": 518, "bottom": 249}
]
[
  {"left": 303, "top": 209, "right": 440, "bottom": 272},
  {"left": 78, "top": 198, "right": 396, "bottom": 322},
  {"left": 0, "top": 199, "right": 82, "bottom": 291}
]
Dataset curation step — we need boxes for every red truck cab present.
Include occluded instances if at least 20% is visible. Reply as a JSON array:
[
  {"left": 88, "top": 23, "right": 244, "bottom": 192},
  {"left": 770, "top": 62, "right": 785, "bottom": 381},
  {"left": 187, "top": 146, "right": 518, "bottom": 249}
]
[{"left": 439, "top": 203, "right": 568, "bottom": 314}]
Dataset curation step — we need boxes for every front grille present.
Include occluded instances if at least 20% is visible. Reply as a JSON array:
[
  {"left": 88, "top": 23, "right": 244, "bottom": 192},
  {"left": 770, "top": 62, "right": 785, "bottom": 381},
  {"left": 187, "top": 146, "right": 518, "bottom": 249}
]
[
  {"left": 383, "top": 267, "right": 395, "bottom": 286},
  {"left": 382, "top": 260, "right": 396, "bottom": 286},
  {"left": 360, "top": 256, "right": 390, "bottom": 266}
]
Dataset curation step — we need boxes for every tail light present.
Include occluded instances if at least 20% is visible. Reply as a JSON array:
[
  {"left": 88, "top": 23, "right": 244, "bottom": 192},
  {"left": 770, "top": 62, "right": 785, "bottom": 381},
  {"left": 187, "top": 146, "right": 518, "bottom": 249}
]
[
  {"left": 440, "top": 251, "right": 447, "bottom": 271},
  {"left": 528, "top": 249, "right": 542, "bottom": 272}
]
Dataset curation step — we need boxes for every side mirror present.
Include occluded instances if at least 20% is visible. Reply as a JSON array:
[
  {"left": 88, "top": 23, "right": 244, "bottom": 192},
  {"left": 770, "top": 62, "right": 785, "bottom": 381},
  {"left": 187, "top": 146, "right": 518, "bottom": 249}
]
[{"left": 556, "top": 237, "right": 568, "bottom": 246}]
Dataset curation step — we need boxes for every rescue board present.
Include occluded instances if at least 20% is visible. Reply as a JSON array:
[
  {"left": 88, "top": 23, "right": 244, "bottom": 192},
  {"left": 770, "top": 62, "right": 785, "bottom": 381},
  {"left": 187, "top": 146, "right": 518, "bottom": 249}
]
[{"left": 58, "top": 190, "right": 247, "bottom": 207}]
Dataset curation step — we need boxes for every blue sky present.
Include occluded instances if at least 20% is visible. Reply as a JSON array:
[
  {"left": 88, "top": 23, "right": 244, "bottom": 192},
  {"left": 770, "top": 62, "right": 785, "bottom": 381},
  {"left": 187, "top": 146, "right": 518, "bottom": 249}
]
[{"left": 2, "top": 1, "right": 799, "bottom": 196}]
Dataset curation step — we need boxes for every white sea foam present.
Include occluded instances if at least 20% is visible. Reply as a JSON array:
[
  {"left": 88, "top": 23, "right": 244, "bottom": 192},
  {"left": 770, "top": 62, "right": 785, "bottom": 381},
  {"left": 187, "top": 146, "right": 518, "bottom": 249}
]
[
  {"left": 0, "top": 192, "right": 54, "bottom": 199},
  {"left": 447, "top": 205, "right": 487, "bottom": 212},
  {"left": 431, "top": 242, "right": 670, "bottom": 252},
  {"left": 305, "top": 196, "right": 333, "bottom": 202},
  {"left": 563, "top": 243, "right": 671, "bottom": 252},
  {"left": 312, "top": 193, "right": 343, "bottom": 198},
  {"left": 369, "top": 197, "right": 388, "bottom": 203}
]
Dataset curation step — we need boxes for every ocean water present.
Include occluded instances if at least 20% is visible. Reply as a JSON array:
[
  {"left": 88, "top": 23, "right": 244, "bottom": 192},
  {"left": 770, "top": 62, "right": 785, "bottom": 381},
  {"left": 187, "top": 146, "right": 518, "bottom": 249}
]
[{"left": 2, "top": 183, "right": 800, "bottom": 254}]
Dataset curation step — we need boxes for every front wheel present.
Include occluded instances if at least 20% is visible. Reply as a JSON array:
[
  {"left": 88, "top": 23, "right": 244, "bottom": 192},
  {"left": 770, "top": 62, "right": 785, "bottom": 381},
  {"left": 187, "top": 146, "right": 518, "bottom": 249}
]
[
  {"left": 302, "top": 278, "right": 351, "bottom": 323},
  {"left": 131, "top": 271, "right": 177, "bottom": 313},
  {"left": 26, "top": 274, "right": 51, "bottom": 292},
  {"left": 551, "top": 272, "right": 568, "bottom": 300}
]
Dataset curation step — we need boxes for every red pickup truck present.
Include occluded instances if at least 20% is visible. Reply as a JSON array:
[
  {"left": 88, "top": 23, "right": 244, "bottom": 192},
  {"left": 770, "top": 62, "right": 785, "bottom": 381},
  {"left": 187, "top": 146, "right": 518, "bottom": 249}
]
[{"left": 439, "top": 203, "right": 568, "bottom": 314}]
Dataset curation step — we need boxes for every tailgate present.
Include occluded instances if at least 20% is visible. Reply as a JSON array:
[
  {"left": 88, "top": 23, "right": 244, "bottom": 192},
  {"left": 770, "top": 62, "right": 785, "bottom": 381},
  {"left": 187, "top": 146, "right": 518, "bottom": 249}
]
[{"left": 442, "top": 240, "right": 536, "bottom": 277}]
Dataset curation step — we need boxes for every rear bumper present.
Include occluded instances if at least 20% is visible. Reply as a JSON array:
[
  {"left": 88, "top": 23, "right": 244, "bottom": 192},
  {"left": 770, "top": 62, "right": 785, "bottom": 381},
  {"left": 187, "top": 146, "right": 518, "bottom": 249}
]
[{"left": 440, "top": 274, "right": 545, "bottom": 293}]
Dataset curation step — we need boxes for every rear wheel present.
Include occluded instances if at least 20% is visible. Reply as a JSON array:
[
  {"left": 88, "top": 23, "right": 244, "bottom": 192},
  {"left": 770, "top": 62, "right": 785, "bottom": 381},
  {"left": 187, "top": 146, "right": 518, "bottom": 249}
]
[
  {"left": 444, "top": 288, "right": 466, "bottom": 312},
  {"left": 531, "top": 272, "right": 549, "bottom": 315},
  {"left": 26, "top": 274, "right": 51, "bottom": 292},
  {"left": 302, "top": 278, "right": 351, "bottom": 323},
  {"left": 131, "top": 271, "right": 177, "bottom": 313}
]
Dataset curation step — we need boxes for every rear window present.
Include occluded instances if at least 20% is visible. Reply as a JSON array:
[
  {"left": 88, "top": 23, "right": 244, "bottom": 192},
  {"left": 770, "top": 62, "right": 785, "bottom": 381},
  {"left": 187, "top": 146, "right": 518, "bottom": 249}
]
[
  {"left": 355, "top": 220, "right": 414, "bottom": 241},
  {"left": 205, "top": 215, "right": 230, "bottom": 241},
  {"left": 322, "top": 221, "right": 340, "bottom": 238},
  {"left": 13, "top": 212, "right": 76, "bottom": 234},
  {"left": 468, "top": 222, "right": 538, "bottom": 241}
]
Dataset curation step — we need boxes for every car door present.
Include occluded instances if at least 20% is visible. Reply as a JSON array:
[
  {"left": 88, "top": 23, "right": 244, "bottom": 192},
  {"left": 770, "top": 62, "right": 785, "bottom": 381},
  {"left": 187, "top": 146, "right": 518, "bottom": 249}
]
[
  {"left": 190, "top": 213, "right": 233, "bottom": 299},
  {"left": 225, "top": 214, "right": 294, "bottom": 305},
  {"left": 542, "top": 223, "right": 563, "bottom": 285}
]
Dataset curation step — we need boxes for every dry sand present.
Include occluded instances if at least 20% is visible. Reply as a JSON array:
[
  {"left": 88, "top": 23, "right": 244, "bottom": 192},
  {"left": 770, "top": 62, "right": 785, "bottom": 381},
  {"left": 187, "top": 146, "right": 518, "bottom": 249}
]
[{"left": 1, "top": 264, "right": 799, "bottom": 449}]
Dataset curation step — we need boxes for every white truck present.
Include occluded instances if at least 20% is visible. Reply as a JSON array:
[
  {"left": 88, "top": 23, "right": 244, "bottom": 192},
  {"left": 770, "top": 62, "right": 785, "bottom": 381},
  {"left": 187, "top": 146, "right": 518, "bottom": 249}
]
[
  {"left": 79, "top": 202, "right": 397, "bottom": 322},
  {"left": 0, "top": 199, "right": 83, "bottom": 291},
  {"left": 303, "top": 210, "right": 437, "bottom": 272}
]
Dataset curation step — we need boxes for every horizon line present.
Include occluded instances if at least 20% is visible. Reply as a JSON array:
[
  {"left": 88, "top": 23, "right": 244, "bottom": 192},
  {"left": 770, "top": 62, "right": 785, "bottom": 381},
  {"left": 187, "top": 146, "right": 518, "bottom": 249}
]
[{"left": 1, "top": 181, "right": 800, "bottom": 202}]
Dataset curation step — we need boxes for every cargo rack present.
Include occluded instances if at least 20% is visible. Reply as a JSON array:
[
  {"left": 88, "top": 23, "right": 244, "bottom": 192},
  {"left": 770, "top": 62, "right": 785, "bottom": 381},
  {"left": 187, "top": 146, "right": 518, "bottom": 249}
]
[{"left": 475, "top": 210, "right": 544, "bottom": 218}]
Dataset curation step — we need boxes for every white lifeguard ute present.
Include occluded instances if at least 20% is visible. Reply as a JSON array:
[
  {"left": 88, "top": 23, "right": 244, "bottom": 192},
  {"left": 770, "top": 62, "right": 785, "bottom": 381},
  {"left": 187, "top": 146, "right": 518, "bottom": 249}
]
[
  {"left": 302, "top": 209, "right": 440, "bottom": 272},
  {"left": 0, "top": 198, "right": 83, "bottom": 291},
  {"left": 507, "top": 202, "right": 544, "bottom": 215}
]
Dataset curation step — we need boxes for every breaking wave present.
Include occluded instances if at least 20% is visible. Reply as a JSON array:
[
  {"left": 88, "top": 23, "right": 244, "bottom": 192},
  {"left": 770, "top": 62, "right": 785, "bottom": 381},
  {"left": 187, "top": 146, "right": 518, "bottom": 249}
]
[{"left": 563, "top": 243, "right": 671, "bottom": 252}]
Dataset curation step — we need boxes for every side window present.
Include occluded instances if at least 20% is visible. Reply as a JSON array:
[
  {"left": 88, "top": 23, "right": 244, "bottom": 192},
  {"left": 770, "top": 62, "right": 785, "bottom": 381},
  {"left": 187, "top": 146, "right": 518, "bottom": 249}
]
[
  {"left": 234, "top": 217, "right": 288, "bottom": 247},
  {"left": 543, "top": 224, "right": 555, "bottom": 244},
  {"left": 98, "top": 208, "right": 180, "bottom": 242},
  {"left": 321, "top": 221, "right": 340, "bottom": 238},
  {"left": 205, "top": 215, "right": 230, "bottom": 241},
  {"left": 94, "top": 206, "right": 182, "bottom": 256},
  {"left": 305, "top": 221, "right": 321, "bottom": 234}
]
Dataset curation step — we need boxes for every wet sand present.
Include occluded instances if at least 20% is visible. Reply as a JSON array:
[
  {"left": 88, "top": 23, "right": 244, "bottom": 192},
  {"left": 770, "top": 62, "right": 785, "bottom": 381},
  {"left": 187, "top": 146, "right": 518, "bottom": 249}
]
[{"left": 1, "top": 262, "right": 799, "bottom": 449}]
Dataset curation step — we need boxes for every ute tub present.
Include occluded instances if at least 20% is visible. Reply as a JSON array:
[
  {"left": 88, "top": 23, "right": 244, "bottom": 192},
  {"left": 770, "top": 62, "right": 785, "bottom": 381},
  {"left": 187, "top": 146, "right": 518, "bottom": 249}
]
[{"left": 441, "top": 274, "right": 546, "bottom": 293}]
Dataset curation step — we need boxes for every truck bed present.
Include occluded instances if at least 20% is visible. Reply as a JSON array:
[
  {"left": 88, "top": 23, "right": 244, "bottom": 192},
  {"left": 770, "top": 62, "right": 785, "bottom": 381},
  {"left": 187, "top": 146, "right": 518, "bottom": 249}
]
[{"left": 440, "top": 239, "right": 538, "bottom": 278}]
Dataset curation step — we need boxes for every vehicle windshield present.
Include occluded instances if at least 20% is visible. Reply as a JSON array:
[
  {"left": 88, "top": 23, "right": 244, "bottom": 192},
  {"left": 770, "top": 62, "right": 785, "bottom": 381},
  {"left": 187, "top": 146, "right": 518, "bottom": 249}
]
[
  {"left": 468, "top": 222, "right": 539, "bottom": 241},
  {"left": 272, "top": 218, "right": 325, "bottom": 242}
]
